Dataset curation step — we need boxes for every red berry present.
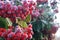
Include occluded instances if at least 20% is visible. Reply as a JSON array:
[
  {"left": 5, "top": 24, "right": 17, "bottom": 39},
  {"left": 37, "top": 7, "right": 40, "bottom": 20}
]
[
  {"left": 7, "top": 29, "right": 12, "bottom": 34},
  {"left": 21, "top": 14, "right": 26, "bottom": 20},
  {"left": 50, "top": 25, "right": 58, "bottom": 34},
  {"left": 16, "top": 13, "right": 20, "bottom": 17},
  {"left": 28, "top": 24, "right": 32, "bottom": 28},
  {"left": 2, "top": 32, "right": 7, "bottom": 38},
  {"left": 23, "top": 32, "right": 28, "bottom": 38},
  {"left": 7, "top": 10, "right": 11, "bottom": 14},
  {"left": 0, "top": 32, "right": 2, "bottom": 36},
  {"left": 16, "top": 32, "right": 21, "bottom": 37},
  {"left": 0, "top": 28, "right": 6, "bottom": 32},
  {"left": 18, "top": 5, "right": 21, "bottom": 9},
  {"left": 12, "top": 13, "right": 16, "bottom": 17},
  {"left": 28, "top": 33, "right": 32, "bottom": 39},
  {"left": 6, "top": 38, "right": 11, "bottom": 40},
  {"left": 8, "top": 26, "right": 14, "bottom": 29},
  {"left": 8, "top": 32, "right": 15, "bottom": 38}
]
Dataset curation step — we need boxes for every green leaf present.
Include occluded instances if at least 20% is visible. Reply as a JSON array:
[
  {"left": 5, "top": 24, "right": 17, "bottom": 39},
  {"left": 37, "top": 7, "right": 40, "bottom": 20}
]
[
  {"left": 0, "top": 17, "right": 8, "bottom": 29},
  {"left": 0, "top": 37, "right": 5, "bottom": 40},
  {"left": 14, "top": 0, "right": 22, "bottom": 6},
  {"left": 41, "top": 20, "right": 48, "bottom": 25},
  {"left": 16, "top": 17, "right": 28, "bottom": 28},
  {"left": 31, "top": 20, "right": 42, "bottom": 32},
  {"left": 25, "top": 14, "right": 31, "bottom": 23},
  {"left": 18, "top": 21, "right": 28, "bottom": 28},
  {"left": 6, "top": 18, "right": 12, "bottom": 26}
]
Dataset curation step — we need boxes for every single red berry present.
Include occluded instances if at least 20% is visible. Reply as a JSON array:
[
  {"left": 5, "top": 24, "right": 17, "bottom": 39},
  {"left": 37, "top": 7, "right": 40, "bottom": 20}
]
[
  {"left": 28, "top": 33, "right": 32, "bottom": 39},
  {"left": 28, "top": 24, "right": 32, "bottom": 28},
  {"left": 0, "top": 32, "right": 2, "bottom": 37},
  {"left": 21, "top": 14, "right": 26, "bottom": 20},
  {"left": 6, "top": 38, "right": 11, "bottom": 40}
]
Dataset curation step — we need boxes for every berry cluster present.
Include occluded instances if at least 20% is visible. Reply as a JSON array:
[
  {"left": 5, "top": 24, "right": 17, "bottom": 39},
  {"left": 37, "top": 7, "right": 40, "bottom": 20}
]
[
  {"left": 0, "top": 2, "right": 35, "bottom": 23},
  {"left": 0, "top": 24, "right": 33, "bottom": 40}
]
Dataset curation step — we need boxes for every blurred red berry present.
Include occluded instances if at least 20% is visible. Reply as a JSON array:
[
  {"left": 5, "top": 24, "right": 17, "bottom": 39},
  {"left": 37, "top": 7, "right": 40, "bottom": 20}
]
[
  {"left": 28, "top": 24, "right": 32, "bottom": 28},
  {"left": 0, "top": 32, "right": 2, "bottom": 36},
  {"left": 28, "top": 33, "right": 32, "bottom": 39},
  {"left": 6, "top": 38, "right": 11, "bottom": 40}
]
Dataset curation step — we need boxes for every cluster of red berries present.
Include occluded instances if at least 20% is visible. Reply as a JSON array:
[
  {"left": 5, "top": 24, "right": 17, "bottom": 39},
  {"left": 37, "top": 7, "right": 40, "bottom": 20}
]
[
  {"left": 0, "top": 1, "right": 34, "bottom": 40},
  {"left": 0, "top": 24, "right": 33, "bottom": 40},
  {"left": 0, "top": 2, "right": 35, "bottom": 23}
]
